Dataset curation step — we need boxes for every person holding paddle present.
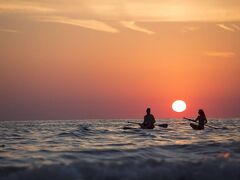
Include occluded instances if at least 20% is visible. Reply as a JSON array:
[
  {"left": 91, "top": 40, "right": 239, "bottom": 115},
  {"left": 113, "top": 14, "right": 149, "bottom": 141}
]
[
  {"left": 184, "top": 109, "right": 207, "bottom": 130},
  {"left": 140, "top": 108, "right": 156, "bottom": 129}
]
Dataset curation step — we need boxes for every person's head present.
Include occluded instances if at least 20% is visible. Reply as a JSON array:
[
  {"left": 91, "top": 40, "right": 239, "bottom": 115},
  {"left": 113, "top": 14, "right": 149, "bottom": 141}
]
[
  {"left": 146, "top": 108, "right": 151, "bottom": 115},
  {"left": 198, "top": 109, "right": 205, "bottom": 116}
]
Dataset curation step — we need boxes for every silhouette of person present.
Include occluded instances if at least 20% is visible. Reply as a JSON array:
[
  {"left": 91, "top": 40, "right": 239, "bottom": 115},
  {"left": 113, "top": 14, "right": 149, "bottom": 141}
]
[
  {"left": 190, "top": 109, "right": 208, "bottom": 130},
  {"left": 140, "top": 108, "right": 156, "bottom": 129}
]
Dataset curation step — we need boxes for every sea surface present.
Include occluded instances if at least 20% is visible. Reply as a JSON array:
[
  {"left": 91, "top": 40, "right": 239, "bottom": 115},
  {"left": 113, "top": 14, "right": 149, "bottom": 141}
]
[{"left": 0, "top": 119, "right": 240, "bottom": 180}]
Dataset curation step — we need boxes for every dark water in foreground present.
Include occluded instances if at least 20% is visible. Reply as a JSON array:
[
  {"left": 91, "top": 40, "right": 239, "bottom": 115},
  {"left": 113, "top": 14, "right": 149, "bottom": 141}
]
[{"left": 0, "top": 119, "right": 240, "bottom": 180}]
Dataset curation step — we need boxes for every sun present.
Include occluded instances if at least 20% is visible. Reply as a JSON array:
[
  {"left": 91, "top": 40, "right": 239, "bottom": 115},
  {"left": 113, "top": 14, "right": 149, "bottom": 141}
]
[{"left": 172, "top": 100, "right": 187, "bottom": 112}]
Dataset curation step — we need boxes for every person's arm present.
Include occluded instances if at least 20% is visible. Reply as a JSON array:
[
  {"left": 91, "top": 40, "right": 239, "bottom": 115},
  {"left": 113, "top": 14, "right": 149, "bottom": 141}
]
[
  {"left": 195, "top": 116, "right": 200, "bottom": 122},
  {"left": 183, "top": 117, "right": 195, "bottom": 122},
  {"left": 204, "top": 118, "right": 208, "bottom": 124},
  {"left": 142, "top": 116, "right": 147, "bottom": 125},
  {"left": 152, "top": 115, "right": 156, "bottom": 123}
]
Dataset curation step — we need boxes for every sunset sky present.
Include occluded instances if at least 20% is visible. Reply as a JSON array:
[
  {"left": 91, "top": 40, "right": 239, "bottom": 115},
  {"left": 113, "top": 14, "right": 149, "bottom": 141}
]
[{"left": 0, "top": 0, "right": 240, "bottom": 120}]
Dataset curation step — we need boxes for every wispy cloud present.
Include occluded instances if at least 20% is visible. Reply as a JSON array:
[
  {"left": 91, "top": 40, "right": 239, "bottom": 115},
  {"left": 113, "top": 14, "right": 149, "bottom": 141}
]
[
  {"left": 38, "top": 16, "right": 118, "bottom": 33},
  {"left": 204, "top": 51, "right": 236, "bottom": 58},
  {"left": 181, "top": 26, "right": 198, "bottom": 33},
  {"left": 0, "top": 3, "right": 55, "bottom": 13},
  {"left": 231, "top": 24, "right": 240, "bottom": 30},
  {"left": 1, "top": 1, "right": 240, "bottom": 22},
  {"left": 217, "top": 24, "right": 235, "bottom": 32},
  {"left": 120, "top": 21, "right": 154, "bottom": 34},
  {"left": 0, "top": 28, "right": 19, "bottom": 33}
]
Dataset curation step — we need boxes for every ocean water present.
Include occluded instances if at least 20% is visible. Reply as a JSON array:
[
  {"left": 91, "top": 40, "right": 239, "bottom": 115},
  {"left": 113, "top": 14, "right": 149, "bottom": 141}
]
[{"left": 0, "top": 119, "right": 240, "bottom": 180}]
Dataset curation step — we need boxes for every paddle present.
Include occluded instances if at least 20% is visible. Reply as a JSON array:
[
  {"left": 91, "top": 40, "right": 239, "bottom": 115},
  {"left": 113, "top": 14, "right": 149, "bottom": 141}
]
[
  {"left": 127, "top": 121, "right": 168, "bottom": 128},
  {"left": 183, "top": 117, "right": 221, "bottom": 130}
]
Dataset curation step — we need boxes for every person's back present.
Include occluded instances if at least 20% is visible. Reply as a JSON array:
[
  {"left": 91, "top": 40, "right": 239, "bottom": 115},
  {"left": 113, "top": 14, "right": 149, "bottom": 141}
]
[
  {"left": 141, "top": 108, "right": 155, "bottom": 129},
  {"left": 198, "top": 116, "right": 204, "bottom": 129},
  {"left": 196, "top": 109, "right": 207, "bottom": 129}
]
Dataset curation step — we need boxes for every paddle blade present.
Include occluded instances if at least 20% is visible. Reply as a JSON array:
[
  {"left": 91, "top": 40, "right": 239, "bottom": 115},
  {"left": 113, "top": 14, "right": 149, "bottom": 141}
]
[{"left": 158, "top": 124, "right": 168, "bottom": 128}]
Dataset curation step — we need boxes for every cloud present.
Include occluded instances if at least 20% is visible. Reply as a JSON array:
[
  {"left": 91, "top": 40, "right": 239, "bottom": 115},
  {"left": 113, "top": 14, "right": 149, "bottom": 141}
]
[
  {"left": 120, "top": 21, "right": 154, "bottom": 34},
  {"left": 0, "top": 28, "right": 19, "bottom": 33},
  {"left": 231, "top": 24, "right": 240, "bottom": 30},
  {"left": 89, "top": 1, "right": 240, "bottom": 22},
  {"left": 38, "top": 16, "right": 119, "bottom": 33},
  {"left": 217, "top": 24, "right": 236, "bottom": 32},
  {"left": 204, "top": 51, "right": 236, "bottom": 58},
  {"left": 181, "top": 26, "right": 198, "bottom": 33},
  {"left": 0, "top": 2, "right": 56, "bottom": 13},
  {"left": 1, "top": 1, "right": 240, "bottom": 22}
]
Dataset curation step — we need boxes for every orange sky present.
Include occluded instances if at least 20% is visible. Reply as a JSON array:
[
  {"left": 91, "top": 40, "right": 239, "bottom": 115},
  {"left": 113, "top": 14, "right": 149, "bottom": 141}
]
[{"left": 0, "top": 1, "right": 240, "bottom": 120}]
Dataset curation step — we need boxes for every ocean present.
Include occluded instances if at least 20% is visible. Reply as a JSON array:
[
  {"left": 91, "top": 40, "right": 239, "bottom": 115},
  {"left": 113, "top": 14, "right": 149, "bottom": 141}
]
[{"left": 0, "top": 119, "right": 239, "bottom": 180}]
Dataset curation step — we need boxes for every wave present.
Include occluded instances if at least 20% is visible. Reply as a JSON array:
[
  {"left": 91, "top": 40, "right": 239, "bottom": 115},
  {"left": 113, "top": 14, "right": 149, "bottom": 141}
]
[
  {"left": 57, "top": 124, "right": 111, "bottom": 138},
  {"left": 0, "top": 158, "right": 240, "bottom": 180}
]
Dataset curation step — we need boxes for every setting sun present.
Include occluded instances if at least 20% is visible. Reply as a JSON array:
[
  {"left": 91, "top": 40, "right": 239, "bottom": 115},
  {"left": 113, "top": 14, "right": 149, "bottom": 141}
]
[
  {"left": 172, "top": 100, "right": 187, "bottom": 112},
  {"left": 0, "top": 1, "right": 239, "bottom": 179}
]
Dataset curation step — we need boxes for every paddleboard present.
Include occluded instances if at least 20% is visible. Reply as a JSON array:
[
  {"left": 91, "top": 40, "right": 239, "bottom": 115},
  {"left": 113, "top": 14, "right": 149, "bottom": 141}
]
[
  {"left": 123, "top": 126, "right": 138, "bottom": 130},
  {"left": 190, "top": 123, "right": 203, "bottom": 130}
]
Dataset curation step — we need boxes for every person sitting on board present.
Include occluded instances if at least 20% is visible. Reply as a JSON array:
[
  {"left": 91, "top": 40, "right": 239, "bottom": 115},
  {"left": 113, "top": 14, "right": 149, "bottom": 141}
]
[
  {"left": 140, "top": 108, "right": 156, "bottom": 129},
  {"left": 190, "top": 109, "right": 208, "bottom": 130}
]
